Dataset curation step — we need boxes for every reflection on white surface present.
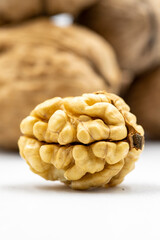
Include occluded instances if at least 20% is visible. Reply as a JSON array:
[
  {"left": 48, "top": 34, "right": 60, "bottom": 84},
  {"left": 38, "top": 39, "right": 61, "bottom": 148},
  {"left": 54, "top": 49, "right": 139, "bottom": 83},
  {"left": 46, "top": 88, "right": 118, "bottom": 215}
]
[{"left": 0, "top": 141, "right": 160, "bottom": 240}]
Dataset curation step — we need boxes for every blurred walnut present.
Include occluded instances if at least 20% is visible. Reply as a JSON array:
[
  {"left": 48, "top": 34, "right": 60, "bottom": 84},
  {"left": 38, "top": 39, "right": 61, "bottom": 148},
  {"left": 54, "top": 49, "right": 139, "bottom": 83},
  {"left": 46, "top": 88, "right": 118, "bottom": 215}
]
[
  {"left": 0, "top": 0, "right": 98, "bottom": 24},
  {"left": 77, "top": 0, "right": 160, "bottom": 75},
  {"left": 45, "top": 0, "right": 98, "bottom": 16},
  {"left": 0, "top": 18, "right": 121, "bottom": 150},
  {"left": 0, "top": 0, "right": 41, "bottom": 25},
  {"left": 124, "top": 67, "right": 160, "bottom": 139},
  {"left": 18, "top": 91, "right": 144, "bottom": 190}
]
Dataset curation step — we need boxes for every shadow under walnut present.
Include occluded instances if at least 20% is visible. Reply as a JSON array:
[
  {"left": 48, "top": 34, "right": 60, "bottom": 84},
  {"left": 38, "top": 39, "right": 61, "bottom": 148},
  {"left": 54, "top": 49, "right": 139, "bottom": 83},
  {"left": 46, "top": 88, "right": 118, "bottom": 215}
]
[{"left": 0, "top": 18, "right": 121, "bottom": 150}]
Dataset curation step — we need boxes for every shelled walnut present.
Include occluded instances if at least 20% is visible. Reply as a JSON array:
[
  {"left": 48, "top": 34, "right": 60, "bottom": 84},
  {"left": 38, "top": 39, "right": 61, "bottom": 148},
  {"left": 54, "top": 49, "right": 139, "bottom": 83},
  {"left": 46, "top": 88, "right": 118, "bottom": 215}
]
[
  {"left": 0, "top": 0, "right": 98, "bottom": 25},
  {"left": 77, "top": 0, "right": 160, "bottom": 75},
  {"left": 18, "top": 91, "right": 144, "bottom": 190},
  {"left": 124, "top": 67, "right": 160, "bottom": 139},
  {"left": 0, "top": 18, "right": 121, "bottom": 150}
]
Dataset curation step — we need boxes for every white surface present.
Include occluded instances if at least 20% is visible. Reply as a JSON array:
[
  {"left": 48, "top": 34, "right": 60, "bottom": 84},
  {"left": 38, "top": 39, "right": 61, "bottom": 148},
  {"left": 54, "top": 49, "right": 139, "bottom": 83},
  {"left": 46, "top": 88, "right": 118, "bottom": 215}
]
[{"left": 0, "top": 141, "right": 160, "bottom": 240}]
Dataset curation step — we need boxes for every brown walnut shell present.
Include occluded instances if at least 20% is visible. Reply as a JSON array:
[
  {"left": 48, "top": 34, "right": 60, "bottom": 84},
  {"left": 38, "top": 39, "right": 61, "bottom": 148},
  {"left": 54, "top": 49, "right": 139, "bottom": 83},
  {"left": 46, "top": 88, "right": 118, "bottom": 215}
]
[
  {"left": 124, "top": 67, "right": 160, "bottom": 139},
  {"left": 77, "top": 0, "right": 160, "bottom": 75},
  {"left": 0, "top": 18, "right": 121, "bottom": 150},
  {"left": 0, "top": 0, "right": 98, "bottom": 24}
]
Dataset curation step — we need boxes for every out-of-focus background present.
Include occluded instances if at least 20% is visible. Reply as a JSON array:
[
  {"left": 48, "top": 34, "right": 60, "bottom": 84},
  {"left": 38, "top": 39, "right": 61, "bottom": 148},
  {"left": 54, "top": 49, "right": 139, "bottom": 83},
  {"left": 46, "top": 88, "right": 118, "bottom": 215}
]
[{"left": 0, "top": 0, "right": 160, "bottom": 239}]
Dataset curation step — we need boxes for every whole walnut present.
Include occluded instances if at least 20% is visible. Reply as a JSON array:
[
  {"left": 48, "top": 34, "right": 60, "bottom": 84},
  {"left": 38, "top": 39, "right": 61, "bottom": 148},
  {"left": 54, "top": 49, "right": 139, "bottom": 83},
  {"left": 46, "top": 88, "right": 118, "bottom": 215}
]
[
  {"left": 124, "top": 67, "right": 160, "bottom": 139},
  {"left": 0, "top": 18, "right": 121, "bottom": 150},
  {"left": 0, "top": 0, "right": 98, "bottom": 24},
  {"left": 77, "top": 0, "right": 160, "bottom": 75},
  {"left": 18, "top": 91, "right": 144, "bottom": 190}
]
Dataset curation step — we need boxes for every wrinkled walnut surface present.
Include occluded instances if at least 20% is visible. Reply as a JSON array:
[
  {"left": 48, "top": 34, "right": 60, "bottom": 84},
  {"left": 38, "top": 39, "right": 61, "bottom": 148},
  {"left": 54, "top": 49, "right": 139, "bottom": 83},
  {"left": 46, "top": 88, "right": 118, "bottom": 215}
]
[
  {"left": 77, "top": 0, "right": 160, "bottom": 75},
  {"left": 125, "top": 66, "right": 160, "bottom": 139},
  {"left": 0, "top": 0, "right": 97, "bottom": 24},
  {"left": 18, "top": 92, "right": 144, "bottom": 190},
  {"left": 0, "top": 18, "right": 121, "bottom": 150}
]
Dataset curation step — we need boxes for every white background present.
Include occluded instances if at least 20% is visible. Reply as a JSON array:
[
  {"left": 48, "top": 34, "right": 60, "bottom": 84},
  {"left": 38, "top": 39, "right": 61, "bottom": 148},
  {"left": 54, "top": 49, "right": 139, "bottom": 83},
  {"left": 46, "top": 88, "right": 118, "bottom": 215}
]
[{"left": 0, "top": 141, "right": 160, "bottom": 240}]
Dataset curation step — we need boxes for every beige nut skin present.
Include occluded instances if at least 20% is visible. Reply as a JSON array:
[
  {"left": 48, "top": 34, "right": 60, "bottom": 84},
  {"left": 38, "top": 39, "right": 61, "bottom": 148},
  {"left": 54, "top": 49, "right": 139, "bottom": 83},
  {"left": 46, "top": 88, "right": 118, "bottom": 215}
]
[
  {"left": 124, "top": 66, "right": 160, "bottom": 139},
  {"left": 77, "top": 0, "right": 160, "bottom": 75},
  {"left": 18, "top": 91, "right": 144, "bottom": 190},
  {"left": 0, "top": 0, "right": 97, "bottom": 25},
  {"left": 0, "top": 18, "right": 121, "bottom": 150}
]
